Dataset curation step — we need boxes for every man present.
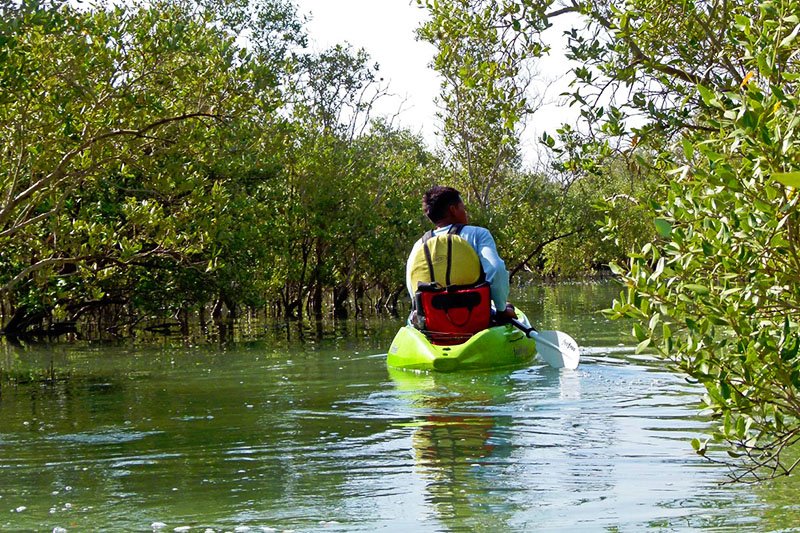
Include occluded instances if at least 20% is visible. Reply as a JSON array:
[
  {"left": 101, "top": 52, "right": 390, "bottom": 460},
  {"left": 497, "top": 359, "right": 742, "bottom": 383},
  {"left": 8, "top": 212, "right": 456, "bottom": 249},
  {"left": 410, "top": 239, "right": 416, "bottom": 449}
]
[{"left": 405, "top": 186, "right": 517, "bottom": 320}]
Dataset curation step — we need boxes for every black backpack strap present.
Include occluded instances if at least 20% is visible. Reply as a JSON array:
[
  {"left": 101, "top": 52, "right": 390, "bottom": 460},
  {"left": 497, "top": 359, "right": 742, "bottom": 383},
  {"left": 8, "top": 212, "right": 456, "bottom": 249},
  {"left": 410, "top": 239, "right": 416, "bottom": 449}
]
[
  {"left": 422, "top": 241, "right": 435, "bottom": 282},
  {"left": 421, "top": 229, "right": 436, "bottom": 282},
  {"left": 445, "top": 234, "right": 453, "bottom": 286},
  {"left": 444, "top": 225, "right": 464, "bottom": 286}
]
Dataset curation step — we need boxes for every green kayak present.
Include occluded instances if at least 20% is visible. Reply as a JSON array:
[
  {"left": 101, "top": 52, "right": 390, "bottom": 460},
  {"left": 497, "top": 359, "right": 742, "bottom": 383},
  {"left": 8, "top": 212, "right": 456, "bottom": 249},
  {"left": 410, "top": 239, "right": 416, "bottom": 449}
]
[{"left": 387, "top": 310, "right": 538, "bottom": 372}]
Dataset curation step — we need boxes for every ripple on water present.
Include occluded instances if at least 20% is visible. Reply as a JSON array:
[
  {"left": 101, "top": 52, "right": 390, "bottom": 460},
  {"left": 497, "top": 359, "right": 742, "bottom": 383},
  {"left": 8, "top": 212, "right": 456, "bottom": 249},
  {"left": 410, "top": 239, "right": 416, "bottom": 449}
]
[
  {"left": 46, "top": 428, "right": 164, "bottom": 445},
  {"left": 0, "top": 298, "right": 787, "bottom": 532}
]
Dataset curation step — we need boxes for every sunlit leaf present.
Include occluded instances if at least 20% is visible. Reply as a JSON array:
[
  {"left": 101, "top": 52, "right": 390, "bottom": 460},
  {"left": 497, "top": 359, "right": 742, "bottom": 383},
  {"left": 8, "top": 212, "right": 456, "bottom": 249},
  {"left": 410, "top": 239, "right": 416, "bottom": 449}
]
[
  {"left": 654, "top": 218, "right": 672, "bottom": 238},
  {"left": 773, "top": 171, "right": 800, "bottom": 188},
  {"left": 684, "top": 284, "right": 710, "bottom": 295}
]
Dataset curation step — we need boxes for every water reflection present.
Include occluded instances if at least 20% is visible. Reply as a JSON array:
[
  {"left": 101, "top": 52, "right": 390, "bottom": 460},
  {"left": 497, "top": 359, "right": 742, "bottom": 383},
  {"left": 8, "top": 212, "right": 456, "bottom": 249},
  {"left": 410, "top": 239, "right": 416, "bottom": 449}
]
[
  {"left": 386, "top": 357, "right": 768, "bottom": 531},
  {"left": 389, "top": 368, "right": 518, "bottom": 530},
  {"left": 390, "top": 367, "right": 585, "bottom": 531},
  {"left": 6, "top": 283, "right": 800, "bottom": 531}
]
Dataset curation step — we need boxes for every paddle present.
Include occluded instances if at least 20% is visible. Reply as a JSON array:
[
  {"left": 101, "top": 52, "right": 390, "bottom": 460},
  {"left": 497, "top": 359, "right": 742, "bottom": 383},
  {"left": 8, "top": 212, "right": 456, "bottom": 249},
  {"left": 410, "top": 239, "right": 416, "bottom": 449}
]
[{"left": 509, "top": 318, "right": 581, "bottom": 370}]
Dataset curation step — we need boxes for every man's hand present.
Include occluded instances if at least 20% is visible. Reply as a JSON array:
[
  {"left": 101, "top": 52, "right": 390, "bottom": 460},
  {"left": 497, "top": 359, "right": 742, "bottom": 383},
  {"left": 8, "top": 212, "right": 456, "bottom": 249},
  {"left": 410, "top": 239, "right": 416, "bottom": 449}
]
[{"left": 498, "top": 303, "right": 517, "bottom": 319}]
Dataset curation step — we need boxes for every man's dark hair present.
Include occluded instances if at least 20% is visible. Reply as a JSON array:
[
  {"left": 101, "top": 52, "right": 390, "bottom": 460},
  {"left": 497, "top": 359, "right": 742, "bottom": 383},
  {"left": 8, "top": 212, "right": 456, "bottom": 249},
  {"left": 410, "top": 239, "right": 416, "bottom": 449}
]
[{"left": 423, "top": 186, "right": 462, "bottom": 223}]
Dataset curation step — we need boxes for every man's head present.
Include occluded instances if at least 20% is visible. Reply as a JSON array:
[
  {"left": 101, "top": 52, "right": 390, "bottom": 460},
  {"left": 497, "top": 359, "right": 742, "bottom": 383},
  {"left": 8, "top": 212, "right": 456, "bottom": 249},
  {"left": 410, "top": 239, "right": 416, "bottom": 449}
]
[{"left": 423, "top": 186, "right": 468, "bottom": 225}]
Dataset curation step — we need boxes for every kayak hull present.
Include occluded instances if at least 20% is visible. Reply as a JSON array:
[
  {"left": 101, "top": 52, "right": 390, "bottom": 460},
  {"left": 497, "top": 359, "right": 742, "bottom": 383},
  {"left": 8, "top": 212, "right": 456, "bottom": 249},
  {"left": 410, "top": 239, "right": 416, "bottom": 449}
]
[{"left": 387, "top": 312, "right": 537, "bottom": 372}]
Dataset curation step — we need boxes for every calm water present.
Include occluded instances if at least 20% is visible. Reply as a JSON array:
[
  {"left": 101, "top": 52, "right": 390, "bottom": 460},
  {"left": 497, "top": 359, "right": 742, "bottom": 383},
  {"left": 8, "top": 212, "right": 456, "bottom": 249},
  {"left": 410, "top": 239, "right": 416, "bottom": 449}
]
[{"left": 1, "top": 283, "right": 799, "bottom": 532}]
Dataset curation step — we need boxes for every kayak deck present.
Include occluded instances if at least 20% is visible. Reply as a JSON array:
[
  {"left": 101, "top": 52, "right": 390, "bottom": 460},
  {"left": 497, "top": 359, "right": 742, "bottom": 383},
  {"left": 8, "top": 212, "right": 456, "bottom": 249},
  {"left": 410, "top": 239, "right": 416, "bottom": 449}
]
[{"left": 387, "top": 313, "right": 538, "bottom": 372}]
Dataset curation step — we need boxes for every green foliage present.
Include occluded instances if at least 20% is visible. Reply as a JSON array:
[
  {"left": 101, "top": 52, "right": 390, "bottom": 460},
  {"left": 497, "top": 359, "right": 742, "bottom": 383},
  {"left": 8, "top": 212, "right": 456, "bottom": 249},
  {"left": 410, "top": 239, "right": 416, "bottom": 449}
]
[
  {"left": 0, "top": 0, "right": 658, "bottom": 342},
  {"left": 417, "top": 0, "right": 540, "bottom": 209},
  {"left": 0, "top": 0, "right": 433, "bottom": 332},
  {"left": 3, "top": 0, "right": 299, "bottom": 315},
  {"left": 418, "top": 0, "right": 640, "bottom": 280},
  {"left": 599, "top": 0, "right": 800, "bottom": 479},
  {"left": 419, "top": 0, "right": 800, "bottom": 479}
]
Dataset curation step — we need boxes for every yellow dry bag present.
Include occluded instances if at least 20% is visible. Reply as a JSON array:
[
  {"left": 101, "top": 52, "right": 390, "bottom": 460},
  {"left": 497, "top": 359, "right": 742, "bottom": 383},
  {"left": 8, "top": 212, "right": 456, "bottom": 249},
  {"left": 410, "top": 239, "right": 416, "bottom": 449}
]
[{"left": 408, "top": 224, "right": 484, "bottom": 289}]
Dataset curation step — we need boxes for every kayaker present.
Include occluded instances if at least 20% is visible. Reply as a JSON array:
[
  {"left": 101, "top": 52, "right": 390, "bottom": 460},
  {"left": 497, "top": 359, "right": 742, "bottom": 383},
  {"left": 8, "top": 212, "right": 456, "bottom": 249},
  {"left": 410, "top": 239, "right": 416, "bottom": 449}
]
[{"left": 405, "top": 186, "right": 517, "bottom": 323}]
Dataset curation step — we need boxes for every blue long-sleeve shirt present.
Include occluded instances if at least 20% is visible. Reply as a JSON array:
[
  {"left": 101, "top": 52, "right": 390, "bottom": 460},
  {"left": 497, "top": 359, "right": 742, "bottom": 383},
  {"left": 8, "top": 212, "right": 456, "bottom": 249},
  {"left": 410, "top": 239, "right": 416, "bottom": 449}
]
[{"left": 405, "top": 224, "right": 510, "bottom": 310}]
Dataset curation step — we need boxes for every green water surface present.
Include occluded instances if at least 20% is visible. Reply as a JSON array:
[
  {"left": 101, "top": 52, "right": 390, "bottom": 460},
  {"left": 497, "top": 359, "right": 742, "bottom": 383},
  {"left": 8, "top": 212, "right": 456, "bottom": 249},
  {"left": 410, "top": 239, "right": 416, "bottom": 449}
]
[{"left": 1, "top": 283, "right": 799, "bottom": 532}]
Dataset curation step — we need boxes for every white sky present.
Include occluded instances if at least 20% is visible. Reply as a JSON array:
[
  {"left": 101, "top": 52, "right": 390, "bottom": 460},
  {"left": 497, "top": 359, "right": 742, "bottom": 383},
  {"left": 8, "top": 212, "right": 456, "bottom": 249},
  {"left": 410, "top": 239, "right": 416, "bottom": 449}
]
[
  {"left": 294, "top": 0, "right": 441, "bottom": 146},
  {"left": 293, "top": 0, "right": 579, "bottom": 165}
]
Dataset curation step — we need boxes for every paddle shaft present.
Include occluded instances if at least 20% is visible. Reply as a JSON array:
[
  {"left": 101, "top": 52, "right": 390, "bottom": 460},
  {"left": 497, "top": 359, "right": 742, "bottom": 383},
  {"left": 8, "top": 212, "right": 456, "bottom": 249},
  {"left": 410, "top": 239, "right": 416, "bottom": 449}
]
[
  {"left": 509, "top": 318, "right": 537, "bottom": 337},
  {"left": 509, "top": 318, "right": 560, "bottom": 352}
]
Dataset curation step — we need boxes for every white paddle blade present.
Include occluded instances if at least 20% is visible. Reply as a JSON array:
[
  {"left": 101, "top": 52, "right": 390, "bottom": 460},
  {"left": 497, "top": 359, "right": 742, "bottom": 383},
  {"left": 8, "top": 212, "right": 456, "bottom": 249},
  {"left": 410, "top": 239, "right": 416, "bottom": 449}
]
[{"left": 533, "top": 330, "right": 581, "bottom": 370}]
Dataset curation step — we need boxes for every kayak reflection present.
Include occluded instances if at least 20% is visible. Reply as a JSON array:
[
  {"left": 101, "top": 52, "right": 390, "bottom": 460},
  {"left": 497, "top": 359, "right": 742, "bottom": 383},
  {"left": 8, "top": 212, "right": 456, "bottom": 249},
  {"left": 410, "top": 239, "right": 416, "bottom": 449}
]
[{"left": 389, "top": 368, "right": 520, "bottom": 530}]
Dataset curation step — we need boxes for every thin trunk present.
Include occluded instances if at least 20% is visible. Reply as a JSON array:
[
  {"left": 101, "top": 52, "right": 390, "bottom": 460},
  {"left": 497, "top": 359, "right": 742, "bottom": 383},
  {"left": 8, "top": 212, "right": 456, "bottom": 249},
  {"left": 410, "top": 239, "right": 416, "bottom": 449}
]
[{"left": 333, "top": 284, "right": 349, "bottom": 319}]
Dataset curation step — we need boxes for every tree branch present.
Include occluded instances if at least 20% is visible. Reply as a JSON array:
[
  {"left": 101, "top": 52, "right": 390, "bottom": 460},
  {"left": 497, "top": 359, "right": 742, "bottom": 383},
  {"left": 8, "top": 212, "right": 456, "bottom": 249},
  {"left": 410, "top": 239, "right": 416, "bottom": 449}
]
[
  {"left": 0, "top": 256, "right": 93, "bottom": 295},
  {"left": 0, "top": 111, "right": 221, "bottom": 229},
  {"left": 587, "top": 6, "right": 704, "bottom": 86},
  {"left": 509, "top": 225, "right": 589, "bottom": 278}
]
